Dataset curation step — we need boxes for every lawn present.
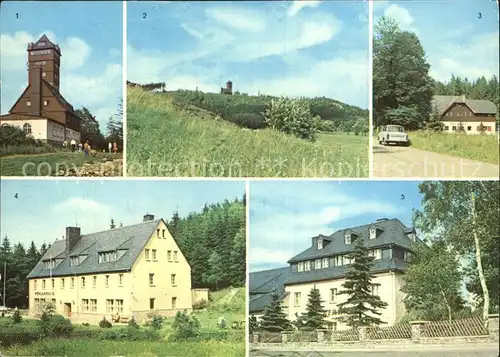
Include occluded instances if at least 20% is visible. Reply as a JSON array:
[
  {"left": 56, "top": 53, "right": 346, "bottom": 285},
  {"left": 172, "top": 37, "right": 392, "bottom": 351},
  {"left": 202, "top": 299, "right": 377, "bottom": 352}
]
[
  {"left": 127, "top": 87, "right": 369, "bottom": 177},
  {"left": 0, "top": 151, "right": 123, "bottom": 176},
  {"left": 409, "top": 131, "right": 499, "bottom": 164}
]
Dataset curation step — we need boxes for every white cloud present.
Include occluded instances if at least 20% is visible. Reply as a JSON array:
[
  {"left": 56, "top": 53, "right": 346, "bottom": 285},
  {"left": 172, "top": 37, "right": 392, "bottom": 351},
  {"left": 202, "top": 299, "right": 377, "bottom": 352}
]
[
  {"left": 288, "top": 0, "right": 322, "bottom": 17},
  {"left": 384, "top": 4, "right": 415, "bottom": 32},
  {"left": 60, "top": 37, "right": 91, "bottom": 70},
  {"left": 205, "top": 6, "right": 267, "bottom": 32},
  {"left": 249, "top": 247, "right": 295, "bottom": 266},
  {"left": 373, "top": 0, "right": 389, "bottom": 12},
  {"left": 52, "top": 197, "right": 111, "bottom": 214}
]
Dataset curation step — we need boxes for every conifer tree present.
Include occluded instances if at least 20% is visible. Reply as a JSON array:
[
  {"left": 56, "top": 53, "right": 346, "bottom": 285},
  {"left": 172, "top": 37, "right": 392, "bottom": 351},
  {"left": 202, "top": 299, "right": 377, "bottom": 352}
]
[
  {"left": 249, "top": 315, "right": 259, "bottom": 334},
  {"left": 260, "top": 288, "right": 292, "bottom": 332},
  {"left": 337, "top": 239, "right": 388, "bottom": 327},
  {"left": 299, "top": 287, "right": 328, "bottom": 330}
]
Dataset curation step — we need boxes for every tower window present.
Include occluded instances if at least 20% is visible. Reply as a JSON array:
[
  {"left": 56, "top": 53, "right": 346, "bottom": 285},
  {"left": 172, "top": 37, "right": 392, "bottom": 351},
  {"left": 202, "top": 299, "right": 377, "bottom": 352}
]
[
  {"left": 37, "top": 41, "right": 46, "bottom": 46},
  {"left": 42, "top": 72, "right": 46, "bottom": 77},
  {"left": 26, "top": 101, "right": 32, "bottom": 107},
  {"left": 44, "top": 100, "right": 49, "bottom": 106}
]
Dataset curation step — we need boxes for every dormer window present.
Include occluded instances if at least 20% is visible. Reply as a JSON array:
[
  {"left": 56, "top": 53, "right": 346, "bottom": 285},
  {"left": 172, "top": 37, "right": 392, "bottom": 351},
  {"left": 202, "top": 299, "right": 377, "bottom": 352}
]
[
  {"left": 98, "top": 251, "right": 117, "bottom": 263},
  {"left": 370, "top": 228, "right": 377, "bottom": 239},
  {"left": 69, "top": 256, "right": 79, "bottom": 267},
  {"left": 317, "top": 239, "right": 323, "bottom": 250},
  {"left": 38, "top": 41, "right": 46, "bottom": 46},
  {"left": 344, "top": 233, "right": 351, "bottom": 244}
]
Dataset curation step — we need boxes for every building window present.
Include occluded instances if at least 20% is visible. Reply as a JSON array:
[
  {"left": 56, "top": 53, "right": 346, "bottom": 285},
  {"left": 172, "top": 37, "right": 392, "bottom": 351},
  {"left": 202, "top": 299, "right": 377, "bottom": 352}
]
[
  {"left": 487, "top": 126, "right": 492, "bottom": 132},
  {"left": 157, "top": 229, "right": 160, "bottom": 237},
  {"left": 42, "top": 72, "right": 46, "bottom": 77},
  {"left": 167, "top": 250, "right": 172, "bottom": 261},
  {"left": 334, "top": 255, "right": 343, "bottom": 266},
  {"left": 150, "top": 298, "right": 155, "bottom": 310},
  {"left": 23, "top": 123, "right": 32, "bottom": 134},
  {"left": 304, "top": 261, "right": 311, "bottom": 271},
  {"left": 368, "top": 249, "right": 382, "bottom": 260},
  {"left": 61, "top": 279, "right": 65, "bottom": 289},
  {"left": 93, "top": 276, "right": 97, "bottom": 288},
  {"left": 445, "top": 126, "right": 449, "bottom": 131},
  {"left": 371, "top": 284, "right": 380, "bottom": 296},
  {"left": 322, "top": 258, "right": 328, "bottom": 268},
  {"left": 172, "top": 297, "right": 177, "bottom": 309},
  {"left": 173, "top": 251, "right": 178, "bottom": 262},
  {"left": 149, "top": 273, "right": 154, "bottom": 286},
  {"left": 34, "top": 280, "right": 37, "bottom": 290},
  {"left": 105, "top": 275, "right": 109, "bottom": 287},
  {"left": 71, "top": 277, "right": 74, "bottom": 289},
  {"left": 467, "top": 126, "right": 472, "bottom": 131},
  {"left": 145, "top": 249, "right": 150, "bottom": 260},
  {"left": 317, "top": 240, "right": 323, "bottom": 250},
  {"left": 171, "top": 274, "right": 176, "bottom": 286},
  {"left": 98, "top": 251, "right": 117, "bottom": 263},
  {"left": 119, "top": 274, "right": 123, "bottom": 286},
  {"left": 90, "top": 299, "right": 97, "bottom": 312},
  {"left": 162, "top": 229, "right": 165, "bottom": 238},
  {"left": 297, "top": 261, "right": 304, "bottom": 272},
  {"left": 452, "top": 126, "right": 457, "bottom": 131},
  {"left": 315, "top": 259, "right": 321, "bottom": 269},
  {"left": 116, "top": 299, "right": 123, "bottom": 313},
  {"left": 330, "top": 288, "right": 337, "bottom": 302},
  {"left": 69, "top": 256, "right": 79, "bottom": 266},
  {"left": 152, "top": 249, "right": 157, "bottom": 261},
  {"left": 34, "top": 298, "right": 40, "bottom": 309},
  {"left": 82, "top": 299, "right": 89, "bottom": 312},
  {"left": 38, "top": 41, "right": 47, "bottom": 46},
  {"left": 294, "top": 292, "right": 301, "bottom": 307},
  {"left": 369, "top": 228, "right": 377, "bottom": 239},
  {"left": 106, "top": 299, "right": 114, "bottom": 313},
  {"left": 26, "top": 101, "right": 32, "bottom": 107},
  {"left": 42, "top": 280, "right": 46, "bottom": 290},
  {"left": 344, "top": 233, "right": 351, "bottom": 244}
]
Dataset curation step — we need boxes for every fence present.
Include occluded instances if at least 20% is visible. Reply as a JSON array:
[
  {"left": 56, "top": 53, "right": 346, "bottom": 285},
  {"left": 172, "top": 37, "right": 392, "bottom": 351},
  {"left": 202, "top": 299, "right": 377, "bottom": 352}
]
[{"left": 252, "top": 314, "right": 499, "bottom": 345}]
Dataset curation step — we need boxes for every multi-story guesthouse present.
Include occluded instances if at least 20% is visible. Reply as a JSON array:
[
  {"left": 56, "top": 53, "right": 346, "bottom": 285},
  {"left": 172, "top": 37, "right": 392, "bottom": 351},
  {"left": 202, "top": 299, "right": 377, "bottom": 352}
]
[
  {"left": 432, "top": 95, "right": 497, "bottom": 135},
  {"left": 249, "top": 218, "right": 419, "bottom": 328},
  {"left": 27, "top": 214, "right": 206, "bottom": 323},
  {"left": 0, "top": 35, "right": 82, "bottom": 144}
]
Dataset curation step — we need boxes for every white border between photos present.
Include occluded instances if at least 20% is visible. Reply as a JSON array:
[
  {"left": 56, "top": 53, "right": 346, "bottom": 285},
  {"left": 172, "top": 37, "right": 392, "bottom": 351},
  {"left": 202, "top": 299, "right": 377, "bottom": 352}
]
[
  {"left": 122, "top": 0, "right": 128, "bottom": 177},
  {"left": 368, "top": 0, "right": 374, "bottom": 178}
]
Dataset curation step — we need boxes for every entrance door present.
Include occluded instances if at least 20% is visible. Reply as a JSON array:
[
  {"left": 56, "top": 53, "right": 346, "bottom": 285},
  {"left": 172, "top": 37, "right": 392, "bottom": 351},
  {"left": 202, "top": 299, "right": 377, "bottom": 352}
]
[{"left": 64, "top": 303, "right": 72, "bottom": 317}]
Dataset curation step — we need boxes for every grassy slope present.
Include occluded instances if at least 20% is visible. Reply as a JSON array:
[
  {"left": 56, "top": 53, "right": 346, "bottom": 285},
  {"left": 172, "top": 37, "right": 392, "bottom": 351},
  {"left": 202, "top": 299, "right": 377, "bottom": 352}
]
[
  {"left": 127, "top": 87, "right": 368, "bottom": 177},
  {"left": 1, "top": 288, "right": 245, "bottom": 357},
  {"left": 409, "top": 131, "right": 499, "bottom": 164},
  {"left": 0, "top": 152, "right": 122, "bottom": 176}
]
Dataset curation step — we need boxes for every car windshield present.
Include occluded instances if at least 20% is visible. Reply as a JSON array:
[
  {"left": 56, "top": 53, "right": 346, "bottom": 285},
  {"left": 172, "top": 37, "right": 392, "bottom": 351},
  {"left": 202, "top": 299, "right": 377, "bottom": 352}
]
[{"left": 387, "top": 126, "right": 404, "bottom": 132}]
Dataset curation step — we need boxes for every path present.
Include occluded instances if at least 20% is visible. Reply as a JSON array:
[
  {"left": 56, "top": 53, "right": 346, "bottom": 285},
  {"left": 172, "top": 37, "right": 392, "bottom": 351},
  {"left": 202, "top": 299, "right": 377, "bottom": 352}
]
[{"left": 373, "top": 144, "right": 499, "bottom": 178}]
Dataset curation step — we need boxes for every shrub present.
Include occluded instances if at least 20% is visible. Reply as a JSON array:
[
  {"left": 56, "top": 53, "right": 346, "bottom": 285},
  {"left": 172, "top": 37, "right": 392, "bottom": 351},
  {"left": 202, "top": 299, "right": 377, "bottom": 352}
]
[
  {"left": 46, "top": 314, "right": 73, "bottom": 337},
  {"left": 193, "top": 299, "right": 209, "bottom": 310},
  {"left": 99, "top": 317, "right": 112, "bottom": 328},
  {"left": 128, "top": 317, "right": 139, "bottom": 329},
  {"left": 12, "top": 309, "right": 22, "bottom": 324},
  {"left": 169, "top": 311, "right": 201, "bottom": 341},
  {"left": 81, "top": 322, "right": 90, "bottom": 327},
  {"left": 264, "top": 97, "right": 316, "bottom": 141},
  {"left": 150, "top": 314, "right": 164, "bottom": 330},
  {"left": 98, "top": 327, "right": 160, "bottom": 341},
  {"left": 229, "top": 113, "right": 266, "bottom": 129}
]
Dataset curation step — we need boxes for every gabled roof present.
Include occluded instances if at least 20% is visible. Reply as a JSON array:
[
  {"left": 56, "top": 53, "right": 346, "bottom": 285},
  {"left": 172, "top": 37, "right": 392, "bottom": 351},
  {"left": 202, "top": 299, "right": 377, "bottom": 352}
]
[
  {"left": 287, "top": 218, "right": 418, "bottom": 263},
  {"left": 249, "top": 266, "right": 291, "bottom": 313},
  {"left": 433, "top": 95, "right": 497, "bottom": 115},
  {"left": 28, "top": 34, "right": 61, "bottom": 55},
  {"left": 27, "top": 219, "right": 162, "bottom": 279}
]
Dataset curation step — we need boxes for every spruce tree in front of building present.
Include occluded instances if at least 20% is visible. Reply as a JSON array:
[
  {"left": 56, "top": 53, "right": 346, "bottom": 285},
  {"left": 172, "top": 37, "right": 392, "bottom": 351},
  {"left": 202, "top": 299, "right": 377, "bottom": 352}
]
[
  {"left": 337, "top": 239, "right": 388, "bottom": 328},
  {"left": 259, "top": 288, "right": 292, "bottom": 332},
  {"left": 299, "top": 287, "right": 328, "bottom": 331}
]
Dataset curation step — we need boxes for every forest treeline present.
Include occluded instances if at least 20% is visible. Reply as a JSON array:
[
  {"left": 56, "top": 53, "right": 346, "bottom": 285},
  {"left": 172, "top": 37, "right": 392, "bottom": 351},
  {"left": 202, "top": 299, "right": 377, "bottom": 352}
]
[{"left": 0, "top": 196, "right": 245, "bottom": 308}]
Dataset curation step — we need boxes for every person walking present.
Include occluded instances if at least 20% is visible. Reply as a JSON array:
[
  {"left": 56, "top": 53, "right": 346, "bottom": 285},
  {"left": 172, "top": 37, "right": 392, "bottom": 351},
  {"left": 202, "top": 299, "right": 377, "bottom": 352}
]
[
  {"left": 83, "top": 141, "right": 89, "bottom": 156},
  {"left": 113, "top": 142, "right": 118, "bottom": 154},
  {"left": 108, "top": 142, "right": 112, "bottom": 153},
  {"left": 70, "top": 139, "right": 76, "bottom": 152}
]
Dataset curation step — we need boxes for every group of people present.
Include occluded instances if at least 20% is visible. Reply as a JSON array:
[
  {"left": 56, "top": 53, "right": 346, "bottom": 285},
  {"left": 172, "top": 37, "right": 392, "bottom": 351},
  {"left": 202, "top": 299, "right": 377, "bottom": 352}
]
[{"left": 62, "top": 139, "right": 119, "bottom": 156}]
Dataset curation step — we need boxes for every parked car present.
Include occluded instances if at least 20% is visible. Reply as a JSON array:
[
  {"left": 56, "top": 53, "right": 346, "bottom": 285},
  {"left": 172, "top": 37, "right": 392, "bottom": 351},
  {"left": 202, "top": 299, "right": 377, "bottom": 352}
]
[{"left": 378, "top": 125, "right": 410, "bottom": 146}]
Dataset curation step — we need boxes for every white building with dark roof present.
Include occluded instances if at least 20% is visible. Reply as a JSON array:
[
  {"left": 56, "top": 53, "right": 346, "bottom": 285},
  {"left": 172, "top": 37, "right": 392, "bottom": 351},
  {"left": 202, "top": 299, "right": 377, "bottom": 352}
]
[{"left": 27, "top": 214, "right": 198, "bottom": 323}]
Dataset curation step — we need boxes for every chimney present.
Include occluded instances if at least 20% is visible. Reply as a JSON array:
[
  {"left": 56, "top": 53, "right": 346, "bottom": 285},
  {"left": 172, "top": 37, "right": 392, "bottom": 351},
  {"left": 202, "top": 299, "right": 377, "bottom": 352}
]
[
  {"left": 143, "top": 214, "right": 155, "bottom": 222},
  {"left": 226, "top": 80, "right": 233, "bottom": 93},
  {"left": 29, "top": 67, "right": 42, "bottom": 116},
  {"left": 65, "top": 227, "right": 81, "bottom": 253},
  {"left": 110, "top": 219, "right": 116, "bottom": 229}
]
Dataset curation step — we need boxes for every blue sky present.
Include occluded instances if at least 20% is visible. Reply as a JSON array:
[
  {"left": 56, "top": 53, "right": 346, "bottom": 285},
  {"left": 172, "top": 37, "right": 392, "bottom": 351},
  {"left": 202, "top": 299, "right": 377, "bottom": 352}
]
[
  {"left": 374, "top": 0, "right": 499, "bottom": 82},
  {"left": 127, "top": 0, "right": 369, "bottom": 109},
  {"left": 0, "top": 1, "right": 123, "bottom": 129},
  {"left": 0, "top": 179, "right": 244, "bottom": 249},
  {"left": 249, "top": 180, "right": 423, "bottom": 272}
]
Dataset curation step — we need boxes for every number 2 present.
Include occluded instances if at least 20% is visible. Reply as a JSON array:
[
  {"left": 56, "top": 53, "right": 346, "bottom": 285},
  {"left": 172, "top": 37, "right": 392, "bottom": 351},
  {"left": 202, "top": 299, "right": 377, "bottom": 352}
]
[{"left": 143, "top": 13, "right": 147, "bottom": 19}]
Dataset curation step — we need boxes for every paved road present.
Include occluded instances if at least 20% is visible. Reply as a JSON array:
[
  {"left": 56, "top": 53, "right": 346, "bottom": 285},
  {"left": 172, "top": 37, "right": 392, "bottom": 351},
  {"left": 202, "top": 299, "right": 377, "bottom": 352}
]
[
  {"left": 250, "top": 343, "right": 499, "bottom": 357},
  {"left": 372, "top": 143, "right": 499, "bottom": 178}
]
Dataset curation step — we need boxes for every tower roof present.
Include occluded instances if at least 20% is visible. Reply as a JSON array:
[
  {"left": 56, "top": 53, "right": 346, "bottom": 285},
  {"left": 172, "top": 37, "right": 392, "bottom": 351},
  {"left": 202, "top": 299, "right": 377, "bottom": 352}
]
[{"left": 28, "top": 34, "right": 61, "bottom": 55}]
